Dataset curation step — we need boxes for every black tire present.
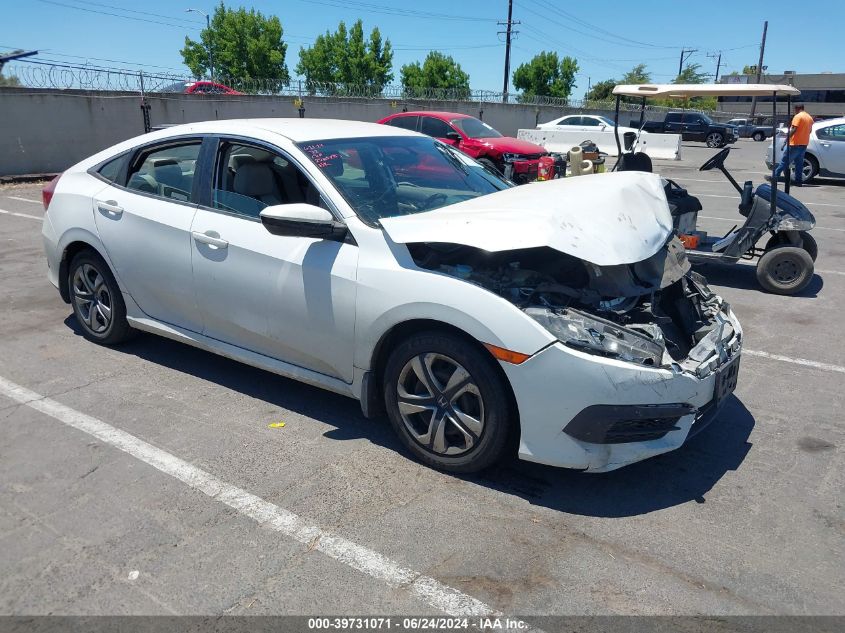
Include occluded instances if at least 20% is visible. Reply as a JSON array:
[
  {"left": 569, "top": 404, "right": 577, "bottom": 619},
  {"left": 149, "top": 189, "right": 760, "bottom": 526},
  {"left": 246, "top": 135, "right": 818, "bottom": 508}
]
[
  {"left": 752, "top": 131, "right": 766, "bottom": 141},
  {"left": 382, "top": 330, "right": 513, "bottom": 473},
  {"left": 756, "top": 245, "right": 814, "bottom": 295},
  {"left": 706, "top": 132, "right": 724, "bottom": 148},
  {"left": 803, "top": 154, "right": 819, "bottom": 183},
  {"left": 68, "top": 249, "right": 134, "bottom": 344},
  {"left": 764, "top": 231, "right": 818, "bottom": 262},
  {"left": 478, "top": 157, "right": 503, "bottom": 176}
]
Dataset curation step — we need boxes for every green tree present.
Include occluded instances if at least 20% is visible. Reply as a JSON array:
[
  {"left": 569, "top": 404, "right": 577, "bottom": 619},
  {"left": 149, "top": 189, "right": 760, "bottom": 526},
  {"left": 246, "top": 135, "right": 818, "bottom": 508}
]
[
  {"left": 400, "top": 51, "right": 470, "bottom": 99},
  {"left": 674, "top": 63, "right": 709, "bottom": 84},
  {"left": 296, "top": 19, "right": 393, "bottom": 94},
  {"left": 620, "top": 63, "right": 651, "bottom": 84},
  {"left": 512, "top": 52, "right": 579, "bottom": 100},
  {"left": 180, "top": 2, "right": 289, "bottom": 84},
  {"left": 0, "top": 72, "right": 21, "bottom": 87},
  {"left": 585, "top": 78, "right": 616, "bottom": 102}
]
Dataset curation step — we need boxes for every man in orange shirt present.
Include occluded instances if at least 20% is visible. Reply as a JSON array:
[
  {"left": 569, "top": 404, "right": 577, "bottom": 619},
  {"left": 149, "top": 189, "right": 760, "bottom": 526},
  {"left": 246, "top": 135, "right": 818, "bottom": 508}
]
[{"left": 773, "top": 104, "right": 814, "bottom": 186}]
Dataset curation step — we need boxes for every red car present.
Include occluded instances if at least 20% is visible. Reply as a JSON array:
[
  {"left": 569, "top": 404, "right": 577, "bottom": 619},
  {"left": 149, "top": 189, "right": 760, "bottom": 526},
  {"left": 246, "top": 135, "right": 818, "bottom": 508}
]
[
  {"left": 378, "top": 111, "right": 548, "bottom": 182},
  {"left": 162, "top": 80, "right": 243, "bottom": 95}
]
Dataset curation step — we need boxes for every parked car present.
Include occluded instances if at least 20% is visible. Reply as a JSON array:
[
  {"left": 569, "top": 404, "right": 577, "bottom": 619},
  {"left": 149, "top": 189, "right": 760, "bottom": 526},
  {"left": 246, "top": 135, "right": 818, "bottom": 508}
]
[
  {"left": 161, "top": 80, "right": 243, "bottom": 95},
  {"left": 538, "top": 114, "right": 637, "bottom": 135},
  {"left": 41, "top": 118, "right": 742, "bottom": 474},
  {"left": 641, "top": 112, "right": 739, "bottom": 147},
  {"left": 766, "top": 116, "right": 845, "bottom": 182},
  {"left": 726, "top": 118, "right": 774, "bottom": 141},
  {"left": 378, "top": 111, "right": 548, "bottom": 182}
]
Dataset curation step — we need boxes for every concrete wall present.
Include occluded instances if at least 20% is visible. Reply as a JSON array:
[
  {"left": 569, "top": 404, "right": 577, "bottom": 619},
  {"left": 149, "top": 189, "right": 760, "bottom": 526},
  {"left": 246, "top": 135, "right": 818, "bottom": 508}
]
[{"left": 0, "top": 87, "right": 719, "bottom": 176}]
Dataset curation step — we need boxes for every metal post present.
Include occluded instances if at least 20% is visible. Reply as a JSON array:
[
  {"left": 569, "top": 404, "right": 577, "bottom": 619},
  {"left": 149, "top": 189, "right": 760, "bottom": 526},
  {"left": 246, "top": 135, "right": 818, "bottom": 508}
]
[
  {"left": 206, "top": 13, "right": 214, "bottom": 80},
  {"left": 770, "top": 91, "right": 778, "bottom": 213},
  {"left": 139, "top": 71, "right": 151, "bottom": 133},
  {"left": 784, "top": 94, "right": 791, "bottom": 194},
  {"left": 612, "top": 95, "right": 622, "bottom": 171}
]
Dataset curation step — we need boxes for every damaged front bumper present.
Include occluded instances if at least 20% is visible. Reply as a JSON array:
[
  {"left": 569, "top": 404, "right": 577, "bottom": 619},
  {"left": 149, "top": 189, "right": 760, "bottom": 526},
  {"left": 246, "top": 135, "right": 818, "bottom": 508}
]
[{"left": 502, "top": 303, "right": 742, "bottom": 472}]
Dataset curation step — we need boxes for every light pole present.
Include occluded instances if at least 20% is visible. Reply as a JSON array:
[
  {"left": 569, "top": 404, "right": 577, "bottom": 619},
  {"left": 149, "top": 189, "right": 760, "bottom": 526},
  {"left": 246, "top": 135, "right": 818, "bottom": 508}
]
[{"left": 186, "top": 8, "right": 213, "bottom": 79}]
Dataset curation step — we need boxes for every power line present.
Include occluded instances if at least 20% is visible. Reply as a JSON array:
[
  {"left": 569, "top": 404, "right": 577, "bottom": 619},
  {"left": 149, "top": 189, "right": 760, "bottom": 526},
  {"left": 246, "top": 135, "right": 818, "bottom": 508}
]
[
  {"left": 33, "top": 0, "right": 201, "bottom": 30},
  {"left": 517, "top": 1, "right": 685, "bottom": 50},
  {"left": 68, "top": 0, "right": 204, "bottom": 26},
  {"left": 291, "top": 0, "right": 498, "bottom": 22}
]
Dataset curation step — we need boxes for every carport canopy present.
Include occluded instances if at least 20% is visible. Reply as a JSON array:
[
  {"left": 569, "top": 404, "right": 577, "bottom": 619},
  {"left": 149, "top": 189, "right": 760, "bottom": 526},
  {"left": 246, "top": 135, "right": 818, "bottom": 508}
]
[{"left": 612, "top": 83, "right": 801, "bottom": 98}]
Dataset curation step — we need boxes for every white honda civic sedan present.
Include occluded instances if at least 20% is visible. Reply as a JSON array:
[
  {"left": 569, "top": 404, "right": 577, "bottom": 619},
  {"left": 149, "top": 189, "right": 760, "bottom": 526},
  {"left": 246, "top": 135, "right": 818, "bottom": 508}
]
[{"left": 41, "top": 119, "right": 742, "bottom": 473}]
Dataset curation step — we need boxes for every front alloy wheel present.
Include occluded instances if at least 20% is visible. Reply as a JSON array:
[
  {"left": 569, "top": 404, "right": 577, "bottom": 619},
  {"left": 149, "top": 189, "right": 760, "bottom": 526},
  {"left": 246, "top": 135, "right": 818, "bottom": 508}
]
[
  {"left": 396, "top": 353, "right": 484, "bottom": 456},
  {"left": 383, "top": 331, "right": 513, "bottom": 473}
]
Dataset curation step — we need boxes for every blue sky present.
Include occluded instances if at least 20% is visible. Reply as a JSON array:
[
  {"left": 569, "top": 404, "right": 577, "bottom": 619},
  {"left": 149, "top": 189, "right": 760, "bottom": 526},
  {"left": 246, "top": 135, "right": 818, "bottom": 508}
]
[{"left": 2, "top": 0, "right": 843, "bottom": 94}]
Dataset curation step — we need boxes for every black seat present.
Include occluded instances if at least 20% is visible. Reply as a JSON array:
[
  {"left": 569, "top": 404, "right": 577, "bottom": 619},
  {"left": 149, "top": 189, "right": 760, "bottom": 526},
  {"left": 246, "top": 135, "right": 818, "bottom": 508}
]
[{"left": 617, "top": 152, "right": 653, "bottom": 173}]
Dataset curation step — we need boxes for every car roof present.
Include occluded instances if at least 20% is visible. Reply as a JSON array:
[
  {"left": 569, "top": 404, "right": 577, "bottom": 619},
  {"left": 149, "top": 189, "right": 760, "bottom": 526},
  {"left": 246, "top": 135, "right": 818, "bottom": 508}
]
[
  {"left": 814, "top": 116, "right": 845, "bottom": 129},
  {"left": 390, "top": 111, "right": 473, "bottom": 120},
  {"left": 137, "top": 118, "right": 420, "bottom": 143}
]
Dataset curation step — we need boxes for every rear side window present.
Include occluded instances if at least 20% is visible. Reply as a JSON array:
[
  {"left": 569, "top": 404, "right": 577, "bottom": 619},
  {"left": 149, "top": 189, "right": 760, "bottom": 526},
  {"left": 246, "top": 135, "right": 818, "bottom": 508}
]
[
  {"left": 126, "top": 142, "right": 201, "bottom": 202},
  {"left": 817, "top": 124, "right": 845, "bottom": 141},
  {"left": 96, "top": 154, "right": 127, "bottom": 184},
  {"left": 557, "top": 117, "right": 578, "bottom": 126},
  {"left": 388, "top": 116, "right": 419, "bottom": 131}
]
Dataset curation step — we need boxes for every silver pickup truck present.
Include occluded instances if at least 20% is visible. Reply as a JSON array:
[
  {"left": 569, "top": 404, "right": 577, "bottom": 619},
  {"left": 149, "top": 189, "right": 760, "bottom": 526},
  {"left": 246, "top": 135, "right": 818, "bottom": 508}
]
[{"left": 726, "top": 118, "right": 775, "bottom": 141}]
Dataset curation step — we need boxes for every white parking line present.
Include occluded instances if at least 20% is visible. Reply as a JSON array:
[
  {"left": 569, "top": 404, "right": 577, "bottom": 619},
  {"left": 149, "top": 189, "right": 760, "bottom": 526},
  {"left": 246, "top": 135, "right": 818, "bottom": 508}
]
[
  {"left": 698, "top": 215, "right": 845, "bottom": 233},
  {"left": 6, "top": 196, "right": 41, "bottom": 205},
  {"left": 744, "top": 350, "right": 845, "bottom": 374},
  {"left": 0, "top": 207, "right": 42, "bottom": 221},
  {"left": 0, "top": 375, "right": 511, "bottom": 621},
  {"left": 697, "top": 194, "right": 845, "bottom": 209}
]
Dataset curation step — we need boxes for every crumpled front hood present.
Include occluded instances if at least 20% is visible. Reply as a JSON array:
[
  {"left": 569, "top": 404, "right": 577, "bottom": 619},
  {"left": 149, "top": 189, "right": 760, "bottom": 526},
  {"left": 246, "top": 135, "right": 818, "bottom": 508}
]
[{"left": 381, "top": 171, "right": 674, "bottom": 266}]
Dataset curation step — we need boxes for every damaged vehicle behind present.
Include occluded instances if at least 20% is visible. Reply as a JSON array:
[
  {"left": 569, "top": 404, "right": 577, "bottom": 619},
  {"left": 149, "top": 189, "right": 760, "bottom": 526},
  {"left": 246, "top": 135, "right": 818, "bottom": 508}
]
[{"left": 42, "top": 119, "right": 741, "bottom": 474}]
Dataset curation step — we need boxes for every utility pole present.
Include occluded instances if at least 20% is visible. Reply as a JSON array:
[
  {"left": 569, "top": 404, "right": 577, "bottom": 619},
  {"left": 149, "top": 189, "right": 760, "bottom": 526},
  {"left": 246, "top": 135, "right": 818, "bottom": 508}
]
[
  {"left": 498, "top": 0, "right": 519, "bottom": 102},
  {"left": 749, "top": 20, "right": 768, "bottom": 120},
  {"left": 678, "top": 48, "right": 698, "bottom": 76},
  {"left": 186, "top": 8, "right": 214, "bottom": 79},
  {"left": 707, "top": 51, "right": 722, "bottom": 82}
]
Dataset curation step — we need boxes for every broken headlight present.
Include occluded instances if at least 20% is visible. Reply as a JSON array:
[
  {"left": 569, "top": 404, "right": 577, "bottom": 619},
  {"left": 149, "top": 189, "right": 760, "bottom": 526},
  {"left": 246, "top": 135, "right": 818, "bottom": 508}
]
[{"left": 525, "top": 307, "right": 664, "bottom": 366}]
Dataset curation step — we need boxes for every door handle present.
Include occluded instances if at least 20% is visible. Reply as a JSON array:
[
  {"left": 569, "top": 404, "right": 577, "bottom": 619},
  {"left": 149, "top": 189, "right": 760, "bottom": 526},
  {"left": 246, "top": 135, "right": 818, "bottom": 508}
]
[
  {"left": 821, "top": 142, "right": 831, "bottom": 147},
  {"left": 192, "top": 231, "right": 229, "bottom": 249},
  {"left": 95, "top": 199, "right": 123, "bottom": 217}
]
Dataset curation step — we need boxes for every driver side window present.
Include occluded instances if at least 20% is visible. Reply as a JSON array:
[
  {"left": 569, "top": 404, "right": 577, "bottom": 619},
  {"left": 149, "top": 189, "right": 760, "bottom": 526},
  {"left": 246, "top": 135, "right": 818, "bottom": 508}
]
[{"left": 213, "top": 142, "right": 322, "bottom": 219}]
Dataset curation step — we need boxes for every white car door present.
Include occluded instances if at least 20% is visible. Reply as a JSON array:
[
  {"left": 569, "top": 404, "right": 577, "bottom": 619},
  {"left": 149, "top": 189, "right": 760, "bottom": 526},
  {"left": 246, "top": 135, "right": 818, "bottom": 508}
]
[
  {"left": 815, "top": 123, "right": 845, "bottom": 175},
  {"left": 92, "top": 139, "right": 203, "bottom": 332},
  {"left": 189, "top": 139, "right": 358, "bottom": 382}
]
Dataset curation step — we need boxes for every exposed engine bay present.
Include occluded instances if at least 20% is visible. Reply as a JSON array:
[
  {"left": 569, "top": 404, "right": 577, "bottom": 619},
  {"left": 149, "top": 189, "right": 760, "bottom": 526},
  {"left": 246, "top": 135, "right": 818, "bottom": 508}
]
[{"left": 409, "top": 237, "right": 739, "bottom": 374}]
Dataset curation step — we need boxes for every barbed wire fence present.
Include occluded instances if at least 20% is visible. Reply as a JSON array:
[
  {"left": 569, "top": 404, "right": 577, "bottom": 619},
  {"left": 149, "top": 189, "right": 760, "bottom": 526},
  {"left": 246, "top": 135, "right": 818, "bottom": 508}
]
[{"left": 4, "top": 60, "right": 749, "bottom": 118}]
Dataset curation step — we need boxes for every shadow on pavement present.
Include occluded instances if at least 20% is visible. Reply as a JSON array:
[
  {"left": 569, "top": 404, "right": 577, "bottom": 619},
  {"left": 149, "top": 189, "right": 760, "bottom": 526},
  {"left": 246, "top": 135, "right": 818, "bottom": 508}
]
[
  {"left": 65, "top": 315, "right": 756, "bottom": 518},
  {"left": 696, "top": 261, "right": 824, "bottom": 297}
]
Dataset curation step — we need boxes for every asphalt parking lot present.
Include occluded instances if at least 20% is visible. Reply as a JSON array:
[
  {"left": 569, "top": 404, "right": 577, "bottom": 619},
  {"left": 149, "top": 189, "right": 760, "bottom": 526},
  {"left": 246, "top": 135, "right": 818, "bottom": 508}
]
[{"left": 1, "top": 138, "right": 843, "bottom": 618}]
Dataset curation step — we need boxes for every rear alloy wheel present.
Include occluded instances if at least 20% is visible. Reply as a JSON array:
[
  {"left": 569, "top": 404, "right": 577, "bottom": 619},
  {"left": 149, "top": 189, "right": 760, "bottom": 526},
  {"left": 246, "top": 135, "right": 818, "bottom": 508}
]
[
  {"left": 706, "top": 132, "right": 724, "bottom": 148},
  {"left": 756, "top": 245, "right": 814, "bottom": 295},
  {"left": 752, "top": 131, "right": 766, "bottom": 141},
  {"left": 69, "top": 250, "right": 133, "bottom": 344},
  {"left": 383, "top": 331, "right": 512, "bottom": 473}
]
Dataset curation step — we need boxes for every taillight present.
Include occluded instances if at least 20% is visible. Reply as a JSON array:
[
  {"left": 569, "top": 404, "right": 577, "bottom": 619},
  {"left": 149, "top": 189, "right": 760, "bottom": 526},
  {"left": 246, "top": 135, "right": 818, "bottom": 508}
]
[{"left": 42, "top": 173, "right": 62, "bottom": 210}]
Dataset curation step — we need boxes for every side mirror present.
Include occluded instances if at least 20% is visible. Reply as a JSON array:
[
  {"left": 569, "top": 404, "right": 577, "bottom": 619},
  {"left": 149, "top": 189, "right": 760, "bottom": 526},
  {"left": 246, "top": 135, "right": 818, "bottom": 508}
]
[
  {"left": 445, "top": 131, "right": 462, "bottom": 143},
  {"left": 259, "top": 203, "right": 347, "bottom": 241}
]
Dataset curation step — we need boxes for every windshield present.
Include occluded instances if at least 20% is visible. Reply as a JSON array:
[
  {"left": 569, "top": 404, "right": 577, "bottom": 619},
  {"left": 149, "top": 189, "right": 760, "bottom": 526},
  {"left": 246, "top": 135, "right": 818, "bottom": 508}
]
[
  {"left": 297, "top": 136, "right": 511, "bottom": 224},
  {"left": 597, "top": 116, "right": 615, "bottom": 126},
  {"left": 450, "top": 117, "right": 503, "bottom": 139},
  {"left": 699, "top": 113, "right": 714, "bottom": 124}
]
